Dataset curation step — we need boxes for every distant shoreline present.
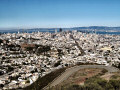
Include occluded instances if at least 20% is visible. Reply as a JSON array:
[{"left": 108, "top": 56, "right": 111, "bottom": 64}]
[
  {"left": 0, "top": 30, "right": 120, "bottom": 35},
  {"left": 0, "top": 26, "right": 120, "bottom": 34}
]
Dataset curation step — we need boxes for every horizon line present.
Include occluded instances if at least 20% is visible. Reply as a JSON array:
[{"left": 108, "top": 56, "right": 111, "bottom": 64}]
[{"left": 0, "top": 25, "right": 120, "bottom": 30}]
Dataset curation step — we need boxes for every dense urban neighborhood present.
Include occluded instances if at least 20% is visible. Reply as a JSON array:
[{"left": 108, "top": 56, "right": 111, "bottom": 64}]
[{"left": 0, "top": 31, "right": 120, "bottom": 89}]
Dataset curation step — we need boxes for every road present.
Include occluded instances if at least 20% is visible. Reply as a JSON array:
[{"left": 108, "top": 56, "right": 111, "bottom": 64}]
[
  {"left": 45, "top": 65, "right": 119, "bottom": 89},
  {"left": 70, "top": 34, "right": 85, "bottom": 56}
]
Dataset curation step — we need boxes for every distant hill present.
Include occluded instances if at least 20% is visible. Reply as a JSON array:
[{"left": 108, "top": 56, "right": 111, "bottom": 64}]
[{"left": 72, "top": 26, "right": 120, "bottom": 31}]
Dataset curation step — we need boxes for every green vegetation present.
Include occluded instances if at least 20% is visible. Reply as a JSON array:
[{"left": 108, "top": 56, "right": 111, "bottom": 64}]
[
  {"left": 101, "top": 69, "right": 108, "bottom": 73},
  {"left": 54, "top": 60, "right": 62, "bottom": 67},
  {"left": 36, "top": 45, "right": 51, "bottom": 55},
  {"left": 49, "top": 73, "right": 120, "bottom": 90},
  {"left": 84, "top": 76, "right": 107, "bottom": 88},
  {"left": 97, "top": 69, "right": 108, "bottom": 76},
  {"left": 76, "top": 62, "right": 100, "bottom": 65},
  {"left": 57, "top": 49, "right": 64, "bottom": 57}
]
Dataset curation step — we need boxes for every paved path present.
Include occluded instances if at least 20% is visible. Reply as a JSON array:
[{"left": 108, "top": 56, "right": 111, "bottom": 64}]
[{"left": 46, "top": 65, "right": 119, "bottom": 88}]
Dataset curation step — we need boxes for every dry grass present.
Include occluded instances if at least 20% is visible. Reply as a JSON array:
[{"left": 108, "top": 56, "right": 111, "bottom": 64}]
[
  {"left": 57, "top": 68, "right": 103, "bottom": 87},
  {"left": 101, "top": 72, "right": 120, "bottom": 81},
  {"left": 110, "top": 73, "right": 120, "bottom": 80}
]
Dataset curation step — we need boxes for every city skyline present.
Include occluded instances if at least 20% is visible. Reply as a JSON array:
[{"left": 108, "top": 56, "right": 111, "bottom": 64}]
[{"left": 0, "top": 0, "right": 120, "bottom": 29}]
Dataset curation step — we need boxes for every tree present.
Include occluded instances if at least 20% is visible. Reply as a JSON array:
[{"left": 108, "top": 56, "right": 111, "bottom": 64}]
[{"left": 105, "top": 83, "right": 114, "bottom": 90}]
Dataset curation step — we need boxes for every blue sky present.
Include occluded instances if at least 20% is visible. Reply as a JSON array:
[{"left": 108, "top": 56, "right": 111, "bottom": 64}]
[{"left": 0, "top": 0, "right": 120, "bottom": 29}]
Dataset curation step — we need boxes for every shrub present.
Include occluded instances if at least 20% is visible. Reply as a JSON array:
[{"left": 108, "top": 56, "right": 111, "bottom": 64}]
[
  {"left": 105, "top": 83, "right": 114, "bottom": 90},
  {"left": 101, "top": 69, "right": 108, "bottom": 73},
  {"left": 85, "top": 83, "right": 103, "bottom": 90},
  {"left": 84, "top": 76, "right": 107, "bottom": 89},
  {"left": 109, "top": 80, "right": 120, "bottom": 90}
]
